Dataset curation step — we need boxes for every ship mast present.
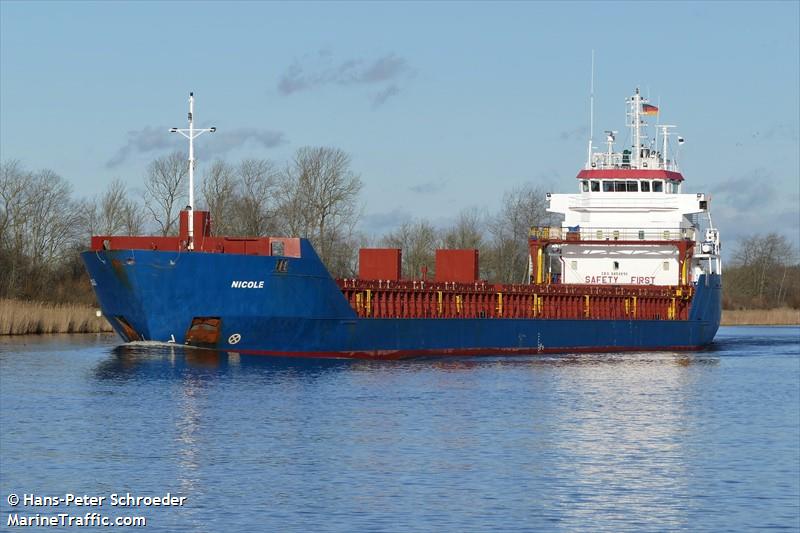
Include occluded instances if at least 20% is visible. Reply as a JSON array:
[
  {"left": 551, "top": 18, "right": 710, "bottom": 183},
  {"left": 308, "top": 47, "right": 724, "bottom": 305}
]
[
  {"left": 586, "top": 50, "right": 595, "bottom": 168},
  {"left": 658, "top": 124, "right": 676, "bottom": 170},
  {"left": 170, "top": 92, "right": 216, "bottom": 250},
  {"left": 633, "top": 88, "right": 641, "bottom": 168}
]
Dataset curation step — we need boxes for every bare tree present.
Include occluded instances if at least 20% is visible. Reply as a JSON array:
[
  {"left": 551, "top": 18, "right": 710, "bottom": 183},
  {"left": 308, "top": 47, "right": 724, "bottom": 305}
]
[
  {"left": 98, "top": 179, "right": 127, "bottom": 234},
  {"left": 83, "top": 179, "right": 135, "bottom": 236},
  {"left": 25, "top": 169, "right": 82, "bottom": 267},
  {"left": 382, "top": 219, "right": 439, "bottom": 279},
  {"left": 486, "top": 184, "right": 554, "bottom": 283},
  {"left": 441, "top": 207, "right": 490, "bottom": 278},
  {"left": 201, "top": 159, "right": 238, "bottom": 236},
  {"left": 120, "top": 197, "right": 146, "bottom": 236},
  {"left": 235, "top": 159, "right": 280, "bottom": 236},
  {"left": 1, "top": 160, "right": 144, "bottom": 301},
  {"left": 278, "top": 147, "right": 362, "bottom": 269},
  {"left": 326, "top": 231, "right": 364, "bottom": 278},
  {"left": 143, "top": 151, "right": 188, "bottom": 236},
  {"left": 0, "top": 165, "right": 82, "bottom": 298},
  {"left": 728, "top": 232, "right": 796, "bottom": 307},
  {"left": 442, "top": 207, "right": 486, "bottom": 249},
  {"left": 0, "top": 160, "right": 30, "bottom": 256},
  {"left": 0, "top": 160, "right": 31, "bottom": 297}
]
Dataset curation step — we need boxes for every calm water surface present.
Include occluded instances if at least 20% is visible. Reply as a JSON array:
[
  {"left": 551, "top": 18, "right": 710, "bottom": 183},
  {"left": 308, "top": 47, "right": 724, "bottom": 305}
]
[{"left": 1, "top": 327, "right": 798, "bottom": 532}]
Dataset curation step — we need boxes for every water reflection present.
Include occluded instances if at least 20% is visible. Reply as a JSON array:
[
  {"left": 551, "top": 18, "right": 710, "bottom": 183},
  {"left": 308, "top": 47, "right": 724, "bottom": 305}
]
[
  {"left": 87, "top": 344, "right": 732, "bottom": 530},
  {"left": 93, "top": 344, "right": 355, "bottom": 382},
  {"left": 93, "top": 343, "right": 719, "bottom": 383},
  {"left": 538, "top": 353, "right": 707, "bottom": 529},
  {"left": 3, "top": 329, "right": 796, "bottom": 531},
  {"left": 175, "top": 373, "right": 203, "bottom": 497}
]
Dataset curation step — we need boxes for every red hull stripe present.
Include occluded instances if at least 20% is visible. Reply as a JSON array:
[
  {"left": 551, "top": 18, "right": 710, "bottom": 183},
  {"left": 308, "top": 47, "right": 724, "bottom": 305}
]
[
  {"left": 576, "top": 169, "right": 685, "bottom": 182},
  {"left": 224, "top": 344, "right": 706, "bottom": 361}
]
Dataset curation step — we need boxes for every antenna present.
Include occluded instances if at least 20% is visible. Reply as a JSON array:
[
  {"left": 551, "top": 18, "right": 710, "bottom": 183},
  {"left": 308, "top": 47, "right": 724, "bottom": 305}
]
[
  {"left": 633, "top": 88, "right": 641, "bottom": 168},
  {"left": 169, "top": 92, "right": 216, "bottom": 251},
  {"left": 586, "top": 50, "right": 595, "bottom": 168},
  {"left": 604, "top": 130, "right": 617, "bottom": 158},
  {"left": 658, "top": 124, "right": 676, "bottom": 170}
]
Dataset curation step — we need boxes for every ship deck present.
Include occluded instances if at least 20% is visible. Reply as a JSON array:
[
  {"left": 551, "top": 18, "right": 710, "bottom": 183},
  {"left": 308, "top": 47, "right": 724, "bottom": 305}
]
[{"left": 337, "top": 278, "right": 694, "bottom": 321}]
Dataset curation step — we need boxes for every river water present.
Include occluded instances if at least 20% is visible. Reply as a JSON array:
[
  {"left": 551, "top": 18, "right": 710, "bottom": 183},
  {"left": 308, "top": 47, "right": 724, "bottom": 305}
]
[{"left": 1, "top": 326, "right": 798, "bottom": 532}]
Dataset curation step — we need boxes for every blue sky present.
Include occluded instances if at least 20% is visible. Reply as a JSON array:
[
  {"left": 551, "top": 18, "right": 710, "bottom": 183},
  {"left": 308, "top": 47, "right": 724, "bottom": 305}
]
[{"left": 1, "top": 1, "right": 798, "bottom": 249}]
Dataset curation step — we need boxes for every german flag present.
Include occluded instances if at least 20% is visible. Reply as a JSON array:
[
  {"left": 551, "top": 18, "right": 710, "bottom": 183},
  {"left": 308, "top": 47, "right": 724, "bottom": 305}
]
[{"left": 642, "top": 103, "right": 659, "bottom": 115}]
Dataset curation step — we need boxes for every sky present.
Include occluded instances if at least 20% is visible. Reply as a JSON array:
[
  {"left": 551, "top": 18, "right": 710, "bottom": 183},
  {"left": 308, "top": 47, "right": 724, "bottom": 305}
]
[{"left": 1, "top": 1, "right": 798, "bottom": 252}]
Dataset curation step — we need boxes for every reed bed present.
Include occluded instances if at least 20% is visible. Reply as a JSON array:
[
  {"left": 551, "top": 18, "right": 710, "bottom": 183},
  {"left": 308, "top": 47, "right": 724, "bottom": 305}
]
[
  {"left": 721, "top": 307, "right": 800, "bottom": 326},
  {"left": 0, "top": 299, "right": 114, "bottom": 335}
]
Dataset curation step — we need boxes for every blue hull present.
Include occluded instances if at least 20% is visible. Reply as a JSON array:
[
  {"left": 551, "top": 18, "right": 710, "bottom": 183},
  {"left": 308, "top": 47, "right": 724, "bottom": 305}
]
[{"left": 81, "top": 240, "right": 721, "bottom": 359}]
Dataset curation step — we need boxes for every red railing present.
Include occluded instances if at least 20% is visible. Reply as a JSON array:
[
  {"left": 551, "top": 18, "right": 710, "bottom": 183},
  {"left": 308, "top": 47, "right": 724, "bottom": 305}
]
[{"left": 337, "top": 279, "right": 693, "bottom": 321}]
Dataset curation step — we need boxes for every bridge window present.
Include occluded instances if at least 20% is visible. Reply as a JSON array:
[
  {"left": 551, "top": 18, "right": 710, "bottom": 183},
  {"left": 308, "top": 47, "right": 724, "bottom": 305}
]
[
  {"left": 603, "top": 181, "right": 614, "bottom": 192},
  {"left": 581, "top": 180, "right": 589, "bottom": 192},
  {"left": 614, "top": 181, "right": 626, "bottom": 192},
  {"left": 626, "top": 181, "right": 638, "bottom": 192},
  {"left": 640, "top": 181, "right": 651, "bottom": 192},
  {"left": 591, "top": 180, "right": 600, "bottom": 192},
  {"left": 653, "top": 181, "right": 663, "bottom": 192}
]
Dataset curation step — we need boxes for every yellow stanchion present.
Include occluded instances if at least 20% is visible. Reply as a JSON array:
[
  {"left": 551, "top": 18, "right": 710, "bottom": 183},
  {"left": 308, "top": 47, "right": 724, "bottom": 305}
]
[{"left": 536, "top": 248, "right": 544, "bottom": 284}]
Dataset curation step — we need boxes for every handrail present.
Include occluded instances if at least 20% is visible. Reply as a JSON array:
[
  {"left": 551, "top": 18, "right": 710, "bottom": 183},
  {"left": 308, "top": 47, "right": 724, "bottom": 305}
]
[{"left": 530, "top": 226, "right": 695, "bottom": 241}]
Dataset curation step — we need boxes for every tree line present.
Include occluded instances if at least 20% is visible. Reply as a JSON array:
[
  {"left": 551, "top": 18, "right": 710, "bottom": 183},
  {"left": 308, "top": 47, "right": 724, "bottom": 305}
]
[
  {"left": 1, "top": 153, "right": 798, "bottom": 309},
  {"left": 723, "top": 233, "right": 800, "bottom": 309}
]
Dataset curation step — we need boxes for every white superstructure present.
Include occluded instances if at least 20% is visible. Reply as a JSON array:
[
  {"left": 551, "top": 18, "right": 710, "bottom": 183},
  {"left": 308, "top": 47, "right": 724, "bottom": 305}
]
[{"left": 536, "top": 88, "right": 721, "bottom": 287}]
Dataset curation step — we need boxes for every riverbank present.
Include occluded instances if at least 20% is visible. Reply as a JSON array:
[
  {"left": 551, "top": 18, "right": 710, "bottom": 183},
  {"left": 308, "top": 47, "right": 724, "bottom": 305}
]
[
  {"left": 721, "top": 307, "right": 800, "bottom": 326},
  {"left": 0, "top": 299, "right": 113, "bottom": 335}
]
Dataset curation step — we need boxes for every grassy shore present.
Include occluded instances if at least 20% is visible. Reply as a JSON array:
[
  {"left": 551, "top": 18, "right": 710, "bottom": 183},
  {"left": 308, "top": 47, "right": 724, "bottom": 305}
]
[
  {"left": 0, "top": 299, "right": 113, "bottom": 335},
  {"left": 721, "top": 307, "right": 800, "bottom": 326}
]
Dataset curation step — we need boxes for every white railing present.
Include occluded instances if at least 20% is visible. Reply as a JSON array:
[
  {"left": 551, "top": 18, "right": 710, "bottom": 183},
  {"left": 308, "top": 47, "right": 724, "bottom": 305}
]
[
  {"left": 530, "top": 226, "right": 695, "bottom": 242},
  {"left": 589, "top": 152, "right": 624, "bottom": 169},
  {"left": 588, "top": 151, "right": 679, "bottom": 172}
]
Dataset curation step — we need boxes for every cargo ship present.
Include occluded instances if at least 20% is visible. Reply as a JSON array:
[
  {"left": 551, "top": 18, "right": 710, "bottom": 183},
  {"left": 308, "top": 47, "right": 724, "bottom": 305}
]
[{"left": 82, "top": 90, "right": 722, "bottom": 359}]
